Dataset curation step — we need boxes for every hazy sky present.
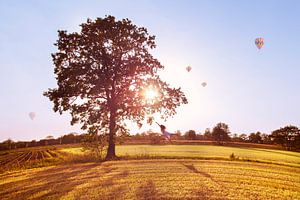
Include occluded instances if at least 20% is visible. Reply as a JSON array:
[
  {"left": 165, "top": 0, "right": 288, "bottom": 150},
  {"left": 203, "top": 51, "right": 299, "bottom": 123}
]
[{"left": 1, "top": 0, "right": 300, "bottom": 141}]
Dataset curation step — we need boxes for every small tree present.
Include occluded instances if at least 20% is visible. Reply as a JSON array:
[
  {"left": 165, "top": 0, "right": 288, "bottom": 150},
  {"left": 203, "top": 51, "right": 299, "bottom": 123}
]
[
  {"left": 185, "top": 130, "right": 197, "bottom": 140},
  {"left": 238, "top": 133, "right": 248, "bottom": 142},
  {"left": 248, "top": 132, "right": 262, "bottom": 143},
  {"left": 203, "top": 128, "right": 212, "bottom": 140},
  {"left": 82, "top": 133, "right": 107, "bottom": 160},
  {"left": 212, "top": 123, "right": 230, "bottom": 145},
  {"left": 44, "top": 16, "right": 187, "bottom": 160}
]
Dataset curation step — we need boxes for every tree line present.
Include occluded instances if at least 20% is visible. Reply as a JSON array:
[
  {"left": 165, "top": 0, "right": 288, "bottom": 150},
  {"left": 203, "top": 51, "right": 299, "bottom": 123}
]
[
  {"left": 130, "top": 123, "right": 300, "bottom": 151},
  {"left": 1, "top": 122, "right": 298, "bottom": 151},
  {"left": 0, "top": 133, "right": 83, "bottom": 151}
]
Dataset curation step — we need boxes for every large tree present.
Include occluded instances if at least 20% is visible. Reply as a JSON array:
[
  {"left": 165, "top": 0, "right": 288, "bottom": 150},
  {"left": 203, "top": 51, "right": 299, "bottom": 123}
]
[{"left": 44, "top": 16, "right": 187, "bottom": 159}]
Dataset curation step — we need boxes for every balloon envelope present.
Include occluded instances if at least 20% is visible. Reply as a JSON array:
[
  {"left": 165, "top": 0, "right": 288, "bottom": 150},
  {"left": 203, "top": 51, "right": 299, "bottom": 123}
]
[
  {"left": 29, "top": 112, "right": 36, "bottom": 120},
  {"left": 186, "top": 66, "right": 191, "bottom": 72},
  {"left": 255, "top": 37, "right": 264, "bottom": 49},
  {"left": 201, "top": 82, "right": 207, "bottom": 87}
]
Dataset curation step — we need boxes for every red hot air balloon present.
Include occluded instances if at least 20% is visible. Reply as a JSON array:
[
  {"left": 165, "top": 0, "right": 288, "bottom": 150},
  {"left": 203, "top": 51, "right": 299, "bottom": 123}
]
[
  {"left": 255, "top": 37, "right": 264, "bottom": 49},
  {"left": 186, "top": 66, "right": 192, "bottom": 72}
]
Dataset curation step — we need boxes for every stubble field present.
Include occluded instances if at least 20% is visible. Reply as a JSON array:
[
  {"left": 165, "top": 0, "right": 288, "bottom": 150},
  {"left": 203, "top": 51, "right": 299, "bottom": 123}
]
[{"left": 0, "top": 144, "right": 300, "bottom": 199}]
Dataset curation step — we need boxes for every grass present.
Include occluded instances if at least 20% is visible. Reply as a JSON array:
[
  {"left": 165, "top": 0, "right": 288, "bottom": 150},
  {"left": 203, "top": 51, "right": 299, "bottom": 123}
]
[
  {"left": 0, "top": 159, "right": 299, "bottom": 199},
  {"left": 48, "top": 144, "right": 300, "bottom": 167},
  {"left": 1, "top": 144, "right": 300, "bottom": 199},
  {"left": 116, "top": 145, "right": 300, "bottom": 167}
]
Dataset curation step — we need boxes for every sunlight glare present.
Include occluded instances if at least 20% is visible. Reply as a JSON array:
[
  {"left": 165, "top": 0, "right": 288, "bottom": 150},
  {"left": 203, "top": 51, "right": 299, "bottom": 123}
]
[{"left": 144, "top": 88, "right": 158, "bottom": 100}]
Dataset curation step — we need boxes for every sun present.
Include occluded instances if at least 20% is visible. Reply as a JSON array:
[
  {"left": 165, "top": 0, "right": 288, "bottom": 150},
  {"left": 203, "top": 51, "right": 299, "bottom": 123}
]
[{"left": 144, "top": 88, "right": 158, "bottom": 100}]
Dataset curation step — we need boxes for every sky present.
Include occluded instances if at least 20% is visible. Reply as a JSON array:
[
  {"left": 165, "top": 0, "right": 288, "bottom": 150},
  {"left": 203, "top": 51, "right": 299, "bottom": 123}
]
[{"left": 0, "top": 0, "right": 300, "bottom": 142}]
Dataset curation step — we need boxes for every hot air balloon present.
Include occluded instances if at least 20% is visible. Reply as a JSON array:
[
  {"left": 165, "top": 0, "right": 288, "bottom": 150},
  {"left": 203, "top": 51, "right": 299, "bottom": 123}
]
[
  {"left": 29, "top": 112, "right": 36, "bottom": 120},
  {"left": 201, "top": 82, "right": 207, "bottom": 87},
  {"left": 255, "top": 37, "right": 264, "bottom": 49},
  {"left": 186, "top": 66, "right": 191, "bottom": 72}
]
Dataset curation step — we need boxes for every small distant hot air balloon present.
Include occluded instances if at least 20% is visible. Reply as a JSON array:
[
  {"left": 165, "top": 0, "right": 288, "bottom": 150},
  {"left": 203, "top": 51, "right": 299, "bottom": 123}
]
[
  {"left": 186, "top": 66, "right": 192, "bottom": 72},
  {"left": 29, "top": 112, "right": 36, "bottom": 120},
  {"left": 201, "top": 82, "right": 207, "bottom": 87},
  {"left": 255, "top": 37, "right": 264, "bottom": 49}
]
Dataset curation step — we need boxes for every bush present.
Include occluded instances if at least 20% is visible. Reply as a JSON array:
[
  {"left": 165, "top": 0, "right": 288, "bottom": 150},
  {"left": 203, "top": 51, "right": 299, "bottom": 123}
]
[
  {"left": 149, "top": 133, "right": 162, "bottom": 144},
  {"left": 82, "top": 133, "right": 107, "bottom": 161},
  {"left": 229, "top": 153, "right": 239, "bottom": 160}
]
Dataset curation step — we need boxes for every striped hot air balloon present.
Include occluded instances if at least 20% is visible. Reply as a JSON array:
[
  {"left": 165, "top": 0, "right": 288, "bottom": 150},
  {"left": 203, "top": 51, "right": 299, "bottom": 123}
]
[{"left": 255, "top": 37, "right": 264, "bottom": 49}]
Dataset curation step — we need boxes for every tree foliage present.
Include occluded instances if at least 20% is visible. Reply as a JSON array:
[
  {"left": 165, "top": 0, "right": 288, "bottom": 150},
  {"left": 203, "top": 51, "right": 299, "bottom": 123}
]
[
  {"left": 248, "top": 132, "right": 262, "bottom": 143},
  {"left": 44, "top": 16, "right": 187, "bottom": 159},
  {"left": 203, "top": 128, "right": 212, "bottom": 140},
  {"left": 270, "top": 125, "right": 300, "bottom": 150},
  {"left": 211, "top": 123, "right": 230, "bottom": 144},
  {"left": 82, "top": 133, "right": 107, "bottom": 160},
  {"left": 185, "top": 130, "right": 196, "bottom": 140}
]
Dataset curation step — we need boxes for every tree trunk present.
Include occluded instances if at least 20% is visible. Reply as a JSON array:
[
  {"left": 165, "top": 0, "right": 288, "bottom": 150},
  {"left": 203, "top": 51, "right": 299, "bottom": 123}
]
[
  {"left": 105, "top": 108, "right": 117, "bottom": 160},
  {"left": 106, "top": 132, "right": 116, "bottom": 160}
]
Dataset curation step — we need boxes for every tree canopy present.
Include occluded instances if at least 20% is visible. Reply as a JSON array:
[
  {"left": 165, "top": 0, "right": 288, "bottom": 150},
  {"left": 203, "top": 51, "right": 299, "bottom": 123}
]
[
  {"left": 44, "top": 16, "right": 187, "bottom": 159},
  {"left": 185, "top": 130, "right": 196, "bottom": 140},
  {"left": 270, "top": 125, "right": 300, "bottom": 150},
  {"left": 211, "top": 123, "right": 230, "bottom": 144}
]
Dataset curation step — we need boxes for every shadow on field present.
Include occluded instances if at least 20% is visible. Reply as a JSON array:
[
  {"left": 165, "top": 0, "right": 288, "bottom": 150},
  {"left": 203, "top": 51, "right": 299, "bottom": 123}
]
[
  {"left": 181, "top": 162, "right": 223, "bottom": 199},
  {"left": 136, "top": 180, "right": 160, "bottom": 200},
  {"left": 0, "top": 163, "right": 103, "bottom": 199},
  {"left": 182, "top": 163, "right": 211, "bottom": 178},
  {"left": 72, "top": 169, "right": 130, "bottom": 199}
]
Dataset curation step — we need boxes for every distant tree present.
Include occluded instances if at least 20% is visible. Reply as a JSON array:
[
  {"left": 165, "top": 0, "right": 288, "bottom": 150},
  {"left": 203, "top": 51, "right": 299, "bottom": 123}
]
[
  {"left": 2, "top": 139, "right": 14, "bottom": 150},
  {"left": 61, "top": 133, "right": 77, "bottom": 144},
  {"left": 231, "top": 133, "right": 239, "bottom": 142},
  {"left": 185, "top": 130, "right": 197, "bottom": 140},
  {"left": 212, "top": 123, "right": 230, "bottom": 144},
  {"left": 147, "top": 132, "right": 162, "bottom": 144},
  {"left": 116, "top": 131, "right": 130, "bottom": 145},
  {"left": 30, "top": 140, "right": 37, "bottom": 147},
  {"left": 172, "top": 130, "right": 182, "bottom": 140},
  {"left": 46, "top": 135, "right": 54, "bottom": 140},
  {"left": 44, "top": 16, "right": 187, "bottom": 160},
  {"left": 270, "top": 125, "right": 300, "bottom": 150},
  {"left": 260, "top": 133, "right": 272, "bottom": 144},
  {"left": 238, "top": 133, "right": 248, "bottom": 142},
  {"left": 196, "top": 132, "right": 205, "bottom": 140},
  {"left": 248, "top": 132, "right": 262, "bottom": 143},
  {"left": 203, "top": 128, "right": 212, "bottom": 140}
]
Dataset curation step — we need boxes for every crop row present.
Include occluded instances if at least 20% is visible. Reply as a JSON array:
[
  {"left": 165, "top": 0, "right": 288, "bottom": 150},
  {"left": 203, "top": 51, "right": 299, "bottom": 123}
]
[{"left": 0, "top": 149, "right": 60, "bottom": 168}]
